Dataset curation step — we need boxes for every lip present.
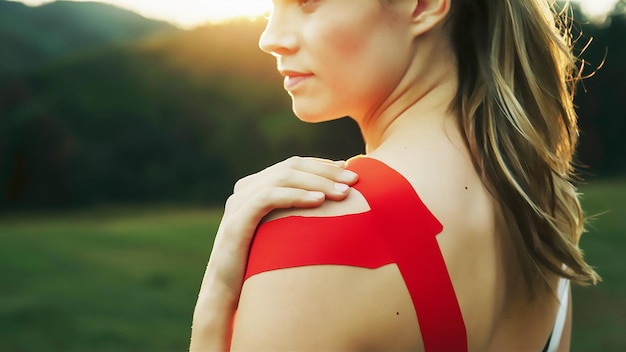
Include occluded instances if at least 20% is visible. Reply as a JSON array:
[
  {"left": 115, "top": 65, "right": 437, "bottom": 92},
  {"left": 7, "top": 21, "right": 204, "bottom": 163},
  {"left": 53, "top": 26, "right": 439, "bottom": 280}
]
[{"left": 280, "top": 70, "right": 313, "bottom": 91}]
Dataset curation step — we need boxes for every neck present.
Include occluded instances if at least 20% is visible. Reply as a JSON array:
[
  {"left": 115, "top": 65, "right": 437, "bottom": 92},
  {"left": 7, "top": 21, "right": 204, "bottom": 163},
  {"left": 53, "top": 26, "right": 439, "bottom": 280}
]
[{"left": 356, "top": 34, "right": 459, "bottom": 154}]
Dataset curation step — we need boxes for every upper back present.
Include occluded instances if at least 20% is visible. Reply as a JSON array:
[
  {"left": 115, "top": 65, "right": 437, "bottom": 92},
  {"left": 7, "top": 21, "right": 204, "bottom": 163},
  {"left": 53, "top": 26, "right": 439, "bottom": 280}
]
[
  {"left": 233, "top": 147, "right": 565, "bottom": 351},
  {"left": 368, "top": 139, "right": 565, "bottom": 350}
]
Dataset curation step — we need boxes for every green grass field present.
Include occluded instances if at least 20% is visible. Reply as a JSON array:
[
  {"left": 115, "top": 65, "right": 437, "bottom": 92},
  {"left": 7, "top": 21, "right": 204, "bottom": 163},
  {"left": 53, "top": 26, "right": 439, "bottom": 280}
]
[
  {"left": 0, "top": 181, "right": 624, "bottom": 351},
  {"left": 0, "top": 206, "right": 220, "bottom": 352},
  {"left": 570, "top": 180, "right": 626, "bottom": 351}
]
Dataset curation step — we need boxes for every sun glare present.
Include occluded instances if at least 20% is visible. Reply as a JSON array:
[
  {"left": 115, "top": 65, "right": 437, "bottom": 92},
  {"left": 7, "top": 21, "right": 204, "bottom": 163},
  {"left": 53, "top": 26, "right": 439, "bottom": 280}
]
[
  {"left": 573, "top": 0, "right": 620, "bottom": 21},
  {"left": 9, "top": 0, "right": 620, "bottom": 28},
  {"left": 9, "top": 0, "right": 273, "bottom": 28},
  {"left": 126, "top": 0, "right": 273, "bottom": 28}
]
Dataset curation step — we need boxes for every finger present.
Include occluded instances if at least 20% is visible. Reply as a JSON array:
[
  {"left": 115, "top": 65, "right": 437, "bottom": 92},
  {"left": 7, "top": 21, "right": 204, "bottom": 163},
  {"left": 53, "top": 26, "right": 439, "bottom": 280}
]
[
  {"left": 225, "top": 187, "right": 327, "bottom": 229},
  {"left": 237, "top": 167, "right": 352, "bottom": 204},
  {"left": 272, "top": 168, "right": 353, "bottom": 201},
  {"left": 227, "top": 177, "right": 332, "bottom": 215},
  {"left": 234, "top": 157, "right": 357, "bottom": 193},
  {"left": 278, "top": 156, "right": 358, "bottom": 185},
  {"left": 298, "top": 156, "right": 346, "bottom": 167},
  {"left": 285, "top": 156, "right": 341, "bottom": 163},
  {"left": 250, "top": 187, "right": 326, "bottom": 218}
]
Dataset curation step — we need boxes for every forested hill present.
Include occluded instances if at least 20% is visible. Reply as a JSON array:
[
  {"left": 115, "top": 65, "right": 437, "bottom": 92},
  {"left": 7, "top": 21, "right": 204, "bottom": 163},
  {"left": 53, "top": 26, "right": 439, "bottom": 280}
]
[
  {"left": 0, "top": 0, "right": 176, "bottom": 74},
  {"left": 0, "top": 3, "right": 624, "bottom": 210},
  {"left": 0, "top": 19, "right": 364, "bottom": 208}
]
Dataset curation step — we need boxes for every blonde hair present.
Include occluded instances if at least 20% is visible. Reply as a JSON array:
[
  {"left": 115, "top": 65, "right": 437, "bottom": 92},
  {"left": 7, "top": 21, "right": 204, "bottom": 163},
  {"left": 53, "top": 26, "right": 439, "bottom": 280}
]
[{"left": 448, "top": 0, "right": 600, "bottom": 296}]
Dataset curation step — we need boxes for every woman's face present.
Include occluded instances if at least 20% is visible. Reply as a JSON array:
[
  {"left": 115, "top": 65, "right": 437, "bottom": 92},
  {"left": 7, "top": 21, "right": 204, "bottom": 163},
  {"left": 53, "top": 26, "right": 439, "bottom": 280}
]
[{"left": 259, "top": 0, "right": 414, "bottom": 123}]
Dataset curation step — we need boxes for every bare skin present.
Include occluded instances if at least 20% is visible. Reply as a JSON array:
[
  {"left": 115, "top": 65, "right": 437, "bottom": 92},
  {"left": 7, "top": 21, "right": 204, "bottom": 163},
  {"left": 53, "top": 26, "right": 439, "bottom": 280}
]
[
  {"left": 190, "top": 157, "right": 358, "bottom": 351},
  {"left": 230, "top": 89, "right": 570, "bottom": 351},
  {"left": 191, "top": 0, "right": 573, "bottom": 350}
]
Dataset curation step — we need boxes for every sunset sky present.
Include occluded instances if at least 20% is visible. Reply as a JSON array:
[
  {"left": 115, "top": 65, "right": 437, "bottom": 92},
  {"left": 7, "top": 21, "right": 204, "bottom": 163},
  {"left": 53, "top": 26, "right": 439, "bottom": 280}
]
[{"left": 9, "top": 0, "right": 620, "bottom": 28}]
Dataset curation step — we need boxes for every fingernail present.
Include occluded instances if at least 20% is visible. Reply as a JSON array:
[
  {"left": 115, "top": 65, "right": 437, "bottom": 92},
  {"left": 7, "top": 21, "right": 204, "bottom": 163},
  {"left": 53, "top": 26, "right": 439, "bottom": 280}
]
[
  {"left": 339, "top": 170, "right": 358, "bottom": 183},
  {"left": 334, "top": 183, "right": 350, "bottom": 193},
  {"left": 307, "top": 191, "right": 325, "bottom": 200},
  {"left": 335, "top": 160, "right": 347, "bottom": 167}
]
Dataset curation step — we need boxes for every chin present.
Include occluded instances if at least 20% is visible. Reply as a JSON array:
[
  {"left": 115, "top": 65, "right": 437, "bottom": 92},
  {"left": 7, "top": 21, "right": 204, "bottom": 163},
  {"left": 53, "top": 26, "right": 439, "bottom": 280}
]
[
  {"left": 293, "top": 112, "right": 325, "bottom": 123},
  {"left": 293, "top": 111, "right": 344, "bottom": 124},
  {"left": 292, "top": 103, "right": 346, "bottom": 124}
]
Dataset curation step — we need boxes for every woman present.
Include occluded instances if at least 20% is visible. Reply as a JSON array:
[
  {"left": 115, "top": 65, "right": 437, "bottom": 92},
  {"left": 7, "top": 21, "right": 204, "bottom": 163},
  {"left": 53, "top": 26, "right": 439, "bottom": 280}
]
[{"left": 190, "top": 0, "right": 600, "bottom": 350}]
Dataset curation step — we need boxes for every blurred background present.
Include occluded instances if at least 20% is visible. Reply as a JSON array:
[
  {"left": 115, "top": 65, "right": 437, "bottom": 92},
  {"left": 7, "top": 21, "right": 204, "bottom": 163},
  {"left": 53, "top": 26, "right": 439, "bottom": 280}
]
[{"left": 0, "top": 0, "right": 624, "bottom": 350}]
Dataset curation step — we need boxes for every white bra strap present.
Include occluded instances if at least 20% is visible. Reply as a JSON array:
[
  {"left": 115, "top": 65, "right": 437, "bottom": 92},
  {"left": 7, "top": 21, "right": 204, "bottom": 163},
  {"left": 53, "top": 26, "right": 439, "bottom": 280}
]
[{"left": 547, "top": 278, "right": 570, "bottom": 352}]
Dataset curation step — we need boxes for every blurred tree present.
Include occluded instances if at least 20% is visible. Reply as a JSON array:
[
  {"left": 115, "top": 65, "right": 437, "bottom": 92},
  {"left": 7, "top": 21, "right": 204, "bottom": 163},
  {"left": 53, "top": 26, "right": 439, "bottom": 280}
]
[
  {"left": 0, "top": 0, "right": 176, "bottom": 74},
  {"left": 0, "top": 3, "right": 622, "bottom": 210},
  {"left": 574, "top": 8, "right": 626, "bottom": 176}
]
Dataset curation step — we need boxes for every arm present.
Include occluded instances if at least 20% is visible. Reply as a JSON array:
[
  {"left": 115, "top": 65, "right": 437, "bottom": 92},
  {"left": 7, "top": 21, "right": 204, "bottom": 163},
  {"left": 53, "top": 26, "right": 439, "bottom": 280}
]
[
  {"left": 231, "top": 265, "right": 421, "bottom": 351},
  {"left": 189, "top": 157, "right": 358, "bottom": 351}
]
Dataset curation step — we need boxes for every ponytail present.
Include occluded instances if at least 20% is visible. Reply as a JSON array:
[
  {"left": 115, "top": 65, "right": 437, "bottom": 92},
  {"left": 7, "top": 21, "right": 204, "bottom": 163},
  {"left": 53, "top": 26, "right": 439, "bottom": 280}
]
[{"left": 448, "top": 0, "right": 600, "bottom": 296}]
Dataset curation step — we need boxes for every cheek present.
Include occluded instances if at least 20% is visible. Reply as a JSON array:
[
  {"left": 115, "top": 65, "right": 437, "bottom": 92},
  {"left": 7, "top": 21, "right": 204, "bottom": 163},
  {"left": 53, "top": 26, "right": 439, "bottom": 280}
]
[
  {"left": 315, "top": 21, "right": 373, "bottom": 65},
  {"left": 331, "top": 30, "right": 364, "bottom": 55},
  {"left": 296, "top": 12, "right": 411, "bottom": 119},
  {"left": 313, "top": 19, "right": 409, "bottom": 98}
]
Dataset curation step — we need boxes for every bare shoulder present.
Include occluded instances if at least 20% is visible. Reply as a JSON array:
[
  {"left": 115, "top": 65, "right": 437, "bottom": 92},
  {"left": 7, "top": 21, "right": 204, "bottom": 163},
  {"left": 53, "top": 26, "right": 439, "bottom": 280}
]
[
  {"left": 231, "top": 151, "right": 501, "bottom": 350},
  {"left": 233, "top": 193, "right": 423, "bottom": 350},
  {"left": 232, "top": 165, "right": 424, "bottom": 350}
]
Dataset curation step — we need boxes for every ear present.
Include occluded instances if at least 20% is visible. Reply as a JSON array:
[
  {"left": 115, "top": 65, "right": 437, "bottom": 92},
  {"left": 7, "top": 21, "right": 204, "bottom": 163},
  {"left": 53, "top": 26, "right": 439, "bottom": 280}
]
[{"left": 406, "top": 0, "right": 452, "bottom": 38}]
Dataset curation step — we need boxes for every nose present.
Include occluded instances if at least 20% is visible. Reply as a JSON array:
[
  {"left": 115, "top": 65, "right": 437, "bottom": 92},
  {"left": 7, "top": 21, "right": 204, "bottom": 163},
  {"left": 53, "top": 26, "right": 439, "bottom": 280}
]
[{"left": 259, "top": 11, "right": 299, "bottom": 56}]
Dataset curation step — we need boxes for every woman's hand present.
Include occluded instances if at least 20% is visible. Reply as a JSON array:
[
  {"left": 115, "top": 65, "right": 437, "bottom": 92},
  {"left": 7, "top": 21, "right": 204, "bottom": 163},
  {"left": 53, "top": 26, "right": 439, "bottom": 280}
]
[
  {"left": 190, "top": 156, "right": 358, "bottom": 351},
  {"left": 214, "top": 157, "right": 358, "bottom": 292}
]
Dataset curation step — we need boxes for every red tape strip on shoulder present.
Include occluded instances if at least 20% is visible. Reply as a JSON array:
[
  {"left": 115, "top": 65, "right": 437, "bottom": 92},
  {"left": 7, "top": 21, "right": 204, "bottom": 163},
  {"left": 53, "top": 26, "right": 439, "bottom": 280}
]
[{"left": 244, "top": 157, "right": 467, "bottom": 351}]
